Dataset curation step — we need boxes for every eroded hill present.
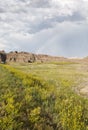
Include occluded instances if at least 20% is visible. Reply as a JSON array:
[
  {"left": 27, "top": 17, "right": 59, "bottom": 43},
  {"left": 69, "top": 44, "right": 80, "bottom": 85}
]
[{"left": 0, "top": 51, "right": 68, "bottom": 63}]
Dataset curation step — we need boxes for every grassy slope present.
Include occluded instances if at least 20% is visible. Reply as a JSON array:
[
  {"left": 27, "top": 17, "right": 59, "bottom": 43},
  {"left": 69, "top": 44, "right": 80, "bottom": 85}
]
[
  {"left": 8, "top": 61, "right": 88, "bottom": 97},
  {"left": 0, "top": 61, "right": 88, "bottom": 130}
]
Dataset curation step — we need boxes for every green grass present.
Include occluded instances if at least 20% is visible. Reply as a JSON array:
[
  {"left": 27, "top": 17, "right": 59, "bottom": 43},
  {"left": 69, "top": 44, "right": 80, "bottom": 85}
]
[
  {"left": 0, "top": 61, "right": 88, "bottom": 130},
  {"left": 8, "top": 62, "right": 88, "bottom": 97}
]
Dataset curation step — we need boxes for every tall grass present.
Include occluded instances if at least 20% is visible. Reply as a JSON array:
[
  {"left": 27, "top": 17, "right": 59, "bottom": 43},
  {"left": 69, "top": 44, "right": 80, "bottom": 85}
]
[{"left": 0, "top": 64, "right": 88, "bottom": 130}]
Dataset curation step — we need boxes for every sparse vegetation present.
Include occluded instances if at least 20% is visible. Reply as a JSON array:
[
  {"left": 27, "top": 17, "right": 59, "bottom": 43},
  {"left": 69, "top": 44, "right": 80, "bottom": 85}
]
[{"left": 0, "top": 62, "right": 88, "bottom": 130}]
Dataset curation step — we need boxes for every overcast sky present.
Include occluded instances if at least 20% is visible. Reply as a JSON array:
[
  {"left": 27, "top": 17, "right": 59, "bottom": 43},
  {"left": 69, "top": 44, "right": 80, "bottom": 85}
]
[{"left": 0, "top": 0, "right": 88, "bottom": 57}]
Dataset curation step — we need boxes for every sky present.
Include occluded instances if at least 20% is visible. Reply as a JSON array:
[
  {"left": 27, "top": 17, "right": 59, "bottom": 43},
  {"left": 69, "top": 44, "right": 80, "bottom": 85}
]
[{"left": 0, "top": 0, "right": 88, "bottom": 57}]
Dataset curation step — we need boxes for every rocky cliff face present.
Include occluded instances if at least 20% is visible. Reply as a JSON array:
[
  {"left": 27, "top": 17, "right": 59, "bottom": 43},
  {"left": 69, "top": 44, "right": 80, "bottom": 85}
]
[
  {"left": 5, "top": 51, "right": 67, "bottom": 63},
  {"left": 6, "top": 52, "right": 66, "bottom": 63},
  {"left": 7, "top": 51, "right": 36, "bottom": 63}
]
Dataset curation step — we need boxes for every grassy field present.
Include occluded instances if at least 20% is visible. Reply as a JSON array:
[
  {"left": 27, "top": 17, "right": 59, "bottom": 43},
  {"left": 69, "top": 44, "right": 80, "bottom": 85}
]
[
  {"left": 0, "top": 61, "right": 88, "bottom": 130},
  {"left": 8, "top": 61, "right": 88, "bottom": 97}
]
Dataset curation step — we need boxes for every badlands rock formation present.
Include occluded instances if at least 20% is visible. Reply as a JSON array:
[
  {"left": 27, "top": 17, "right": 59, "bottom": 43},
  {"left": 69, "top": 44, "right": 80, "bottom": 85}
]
[{"left": 0, "top": 51, "right": 67, "bottom": 63}]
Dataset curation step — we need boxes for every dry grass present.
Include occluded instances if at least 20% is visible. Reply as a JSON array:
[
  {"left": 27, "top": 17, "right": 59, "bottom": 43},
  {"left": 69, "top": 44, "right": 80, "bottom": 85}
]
[{"left": 7, "top": 61, "right": 88, "bottom": 97}]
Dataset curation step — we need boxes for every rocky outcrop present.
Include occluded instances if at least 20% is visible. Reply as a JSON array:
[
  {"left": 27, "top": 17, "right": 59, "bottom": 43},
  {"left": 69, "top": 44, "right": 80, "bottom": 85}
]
[
  {"left": 35, "top": 54, "right": 67, "bottom": 62},
  {"left": 7, "top": 51, "right": 36, "bottom": 63},
  {"left": 0, "top": 50, "right": 68, "bottom": 63},
  {"left": 6, "top": 51, "right": 67, "bottom": 63}
]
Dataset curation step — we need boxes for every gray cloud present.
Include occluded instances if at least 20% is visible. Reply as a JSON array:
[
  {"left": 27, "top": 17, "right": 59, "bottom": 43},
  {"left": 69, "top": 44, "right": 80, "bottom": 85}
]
[{"left": 29, "top": 0, "right": 50, "bottom": 8}]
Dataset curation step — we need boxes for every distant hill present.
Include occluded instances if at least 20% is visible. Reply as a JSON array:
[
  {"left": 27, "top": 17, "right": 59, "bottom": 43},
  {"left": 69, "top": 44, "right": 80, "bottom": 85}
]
[{"left": 0, "top": 51, "right": 68, "bottom": 63}]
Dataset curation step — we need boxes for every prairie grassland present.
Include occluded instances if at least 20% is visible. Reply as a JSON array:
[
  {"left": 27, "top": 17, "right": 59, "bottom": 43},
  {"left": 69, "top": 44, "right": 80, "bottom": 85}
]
[
  {"left": 0, "top": 61, "right": 88, "bottom": 130},
  {"left": 8, "top": 61, "right": 88, "bottom": 97}
]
